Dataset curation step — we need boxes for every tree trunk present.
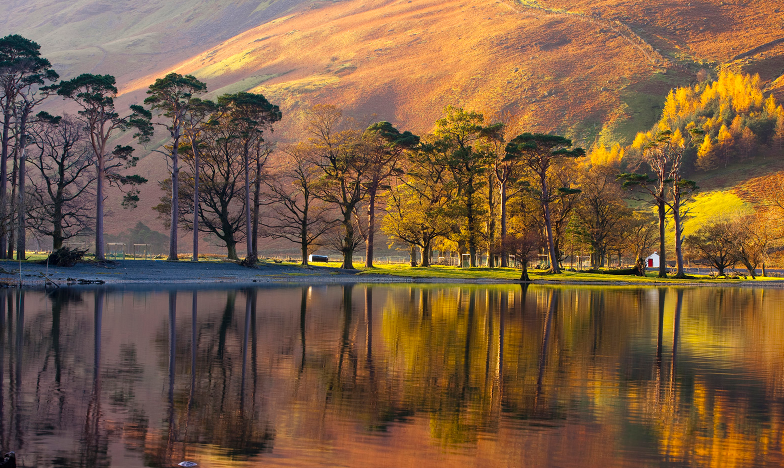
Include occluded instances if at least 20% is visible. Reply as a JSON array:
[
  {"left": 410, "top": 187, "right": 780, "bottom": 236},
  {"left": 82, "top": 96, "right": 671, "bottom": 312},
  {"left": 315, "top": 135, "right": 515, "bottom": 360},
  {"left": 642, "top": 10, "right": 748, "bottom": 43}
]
[
  {"left": 540, "top": 170, "right": 560, "bottom": 274},
  {"left": 341, "top": 211, "right": 354, "bottom": 270},
  {"left": 762, "top": 262, "right": 767, "bottom": 277},
  {"left": 226, "top": 241, "right": 238, "bottom": 261},
  {"left": 741, "top": 259, "right": 756, "bottom": 279},
  {"left": 300, "top": 199, "right": 309, "bottom": 266},
  {"left": 657, "top": 198, "right": 667, "bottom": 278},
  {"left": 466, "top": 181, "right": 477, "bottom": 267},
  {"left": 409, "top": 244, "right": 417, "bottom": 267},
  {"left": 519, "top": 261, "right": 530, "bottom": 282},
  {"left": 672, "top": 195, "right": 686, "bottom": 278},
  {"left": 8, "top": 146, "right": 17, "bottom": 259},
  {"left": 635, "top": 257, "right": 646, "bottom": 276},
  {"left": 421, "top": 241, "right": 431, "bottom": 267},
  {"left": 16, "top": 108, "right": 30, "bottom": 260},
  {"left": 0, "top": 110, "right": 10, "bottom": 258},
  {"left": 543, "top": 202, "right": 559, "bottom": 274},
  {"left": 300, "top": 237, "right": 308, "bottom": 266},
  {"left": 192, "top": 144, "right": 200, "bottom": 262},
  {"left": 15, "top": 139, "right": 26, "bottom": 260},
  {"left": 487, "top": 172, "right": 496, "bottom": 268},
  {"left": 243, "top": 143, "right": 254, "bottom": 265},
  {"left": 365, "top": 186, "right": 377, "bottom": 268},
  {"left": 252, "top": 152, "right": 262, "bottom": 262},
  {"left": 500, "top": 180, "right": 508, "bottom": 267},
  {"left": 53, "top": 204, "right": 64, "bottom": 250},
  {"left": 95, "top": 154, "right": 105, "bottom": 260},
  {"left": 168, "top": 144, "right": 180, "bottom": 261},
  {"left": 53, "top": 179, "right": 65, "bottom": 250}
]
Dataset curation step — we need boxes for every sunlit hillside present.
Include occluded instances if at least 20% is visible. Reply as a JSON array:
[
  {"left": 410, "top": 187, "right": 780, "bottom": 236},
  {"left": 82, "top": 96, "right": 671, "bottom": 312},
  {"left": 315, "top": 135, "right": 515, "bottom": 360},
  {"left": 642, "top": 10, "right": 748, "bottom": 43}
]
[
  {"left": 0, "top": 0, "right": 313, "bottom": 82},
  {"left": 122, "top": 0, "right": 784, "bottom": 145},
  {"left": 536, "top": 0, "right": 784, "bottom": 100},
  {"left": 6, "top": 0, "right": 781, "bottom": 250},
  {"left": 123, "top": 0, "right": 676, "bottom": 143}
]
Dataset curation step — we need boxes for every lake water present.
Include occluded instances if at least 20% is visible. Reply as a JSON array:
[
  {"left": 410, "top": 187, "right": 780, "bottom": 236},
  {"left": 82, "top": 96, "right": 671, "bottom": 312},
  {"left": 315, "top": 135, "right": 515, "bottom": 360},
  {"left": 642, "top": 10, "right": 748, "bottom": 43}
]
[{"left": 2, "top": 284, "right": 784, "bottom": 467}]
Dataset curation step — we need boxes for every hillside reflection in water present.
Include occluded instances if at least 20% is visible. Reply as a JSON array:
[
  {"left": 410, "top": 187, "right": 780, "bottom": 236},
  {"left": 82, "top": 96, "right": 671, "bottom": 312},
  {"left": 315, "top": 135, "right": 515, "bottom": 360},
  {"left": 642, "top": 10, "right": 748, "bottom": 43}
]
[{"left": 2, "top": 284, "right": 784, "bottom": 467}]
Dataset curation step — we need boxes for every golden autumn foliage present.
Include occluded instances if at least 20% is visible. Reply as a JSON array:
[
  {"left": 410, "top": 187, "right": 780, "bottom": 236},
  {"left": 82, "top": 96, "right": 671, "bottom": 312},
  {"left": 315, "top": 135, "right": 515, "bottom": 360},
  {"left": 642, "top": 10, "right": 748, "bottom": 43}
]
[
  {"left": 630, "top": 70, "right": 784, "bottom": 170},
  {"left": 696, "top": 134, "right": 715, "bottom": 170},
  {"left": 586, "top": 143, "right": 624, "bottom": 168}
]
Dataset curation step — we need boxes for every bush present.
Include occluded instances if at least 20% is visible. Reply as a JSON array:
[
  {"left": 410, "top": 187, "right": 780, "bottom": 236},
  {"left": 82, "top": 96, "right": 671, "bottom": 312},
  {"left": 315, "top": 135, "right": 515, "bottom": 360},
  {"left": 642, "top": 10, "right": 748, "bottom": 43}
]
[{"left": 45, "top": 247, "right": 88, "bottom": 267}]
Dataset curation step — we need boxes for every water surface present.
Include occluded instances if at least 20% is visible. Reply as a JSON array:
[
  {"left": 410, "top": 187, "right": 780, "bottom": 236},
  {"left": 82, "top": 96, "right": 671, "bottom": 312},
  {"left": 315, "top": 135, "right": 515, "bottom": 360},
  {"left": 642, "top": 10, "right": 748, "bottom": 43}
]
[{"left": 3, "top": 284, "right": 784, "bottom": 467}]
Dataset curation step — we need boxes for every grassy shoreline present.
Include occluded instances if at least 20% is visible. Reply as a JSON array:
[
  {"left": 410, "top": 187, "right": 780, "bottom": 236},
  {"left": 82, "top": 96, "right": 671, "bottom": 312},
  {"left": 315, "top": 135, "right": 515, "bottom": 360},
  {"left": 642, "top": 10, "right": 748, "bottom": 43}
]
[
  {"left": 293, "top": 261, "right": 784, "bottom": 285},
  {"left": 3, "top": 256, "right": 782, "bottom": 287}
]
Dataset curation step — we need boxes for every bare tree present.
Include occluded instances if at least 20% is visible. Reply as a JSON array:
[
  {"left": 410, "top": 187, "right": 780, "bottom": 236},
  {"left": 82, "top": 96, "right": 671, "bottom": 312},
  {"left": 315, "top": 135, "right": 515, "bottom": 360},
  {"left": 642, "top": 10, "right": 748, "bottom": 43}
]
[
  {"left": 502, "top": 230, "right": 541, "bottom": 281},
  {"left": 728, "top": 212, "right": 775, "bottom": 278},
  {"left": 684, "top": 221, "right": 737, "bottom": 276},
  {"left": 619, "top": 211, "right": 657, "bottom": 275},
  {"left": 155, "top": 116, "right": 246, "bottom": 260},
  {"left": 26, "top": 113, "right": 94, "bottom": 249},
  {"left": 261, "top": 143, "right": 336, "bottom": 265},
  {"left": 251, "top": 139, "right": 275, "bottom": 261},
  {"left": 576, "top": 164, "right": 632, "bottom": 268},
  {"left": 308, "top": 105, "right": 370, "bottom": 269}
]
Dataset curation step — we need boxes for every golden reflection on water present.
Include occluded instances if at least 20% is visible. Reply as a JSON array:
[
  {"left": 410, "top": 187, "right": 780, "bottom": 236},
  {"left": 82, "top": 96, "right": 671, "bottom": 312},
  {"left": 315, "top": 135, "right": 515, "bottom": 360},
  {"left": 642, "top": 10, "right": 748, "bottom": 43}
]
[{"left": 1, "top": 285, "right": 784, "bottom": 467}]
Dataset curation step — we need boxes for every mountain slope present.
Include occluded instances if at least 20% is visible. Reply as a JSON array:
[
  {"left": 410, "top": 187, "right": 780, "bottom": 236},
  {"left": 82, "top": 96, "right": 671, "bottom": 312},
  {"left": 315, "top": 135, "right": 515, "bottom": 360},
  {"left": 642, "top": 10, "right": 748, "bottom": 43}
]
[
  {"left": 0, "top": 0, "right": 314, "bottom": 82},
  {"left": 122, "top": 0, "right": 783, "bottom": 144},
  {"left": 6, "top": 0, "right": 783, "bottom": 251},
  {"left": 123, "top": 0, "right": 673, "bottom": 143}
]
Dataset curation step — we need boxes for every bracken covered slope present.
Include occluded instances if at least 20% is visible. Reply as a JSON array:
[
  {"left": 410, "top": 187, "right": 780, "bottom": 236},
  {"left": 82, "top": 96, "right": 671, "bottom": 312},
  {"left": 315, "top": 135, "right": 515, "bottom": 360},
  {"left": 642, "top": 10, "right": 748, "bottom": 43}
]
[
  {"left": 121, "top": 0, "right": 784, "bottom": 144},
  {"left": 122, "top": 0, "right": 666, "bottom": 143}
]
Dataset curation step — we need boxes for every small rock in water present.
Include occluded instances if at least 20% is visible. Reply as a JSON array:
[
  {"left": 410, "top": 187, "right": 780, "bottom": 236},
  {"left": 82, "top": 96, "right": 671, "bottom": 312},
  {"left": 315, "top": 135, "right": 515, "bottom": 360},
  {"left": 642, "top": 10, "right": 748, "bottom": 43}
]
[
  {"left": 0, "top": 452, "right": 15, "bottom": 468},
  {"left": 178, "top": 462, "right": 197, "bottom": 468}
]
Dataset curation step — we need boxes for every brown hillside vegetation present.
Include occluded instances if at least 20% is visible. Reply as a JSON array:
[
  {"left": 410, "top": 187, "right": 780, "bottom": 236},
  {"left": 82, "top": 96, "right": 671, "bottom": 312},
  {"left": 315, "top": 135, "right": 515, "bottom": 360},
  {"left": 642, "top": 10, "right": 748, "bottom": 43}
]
[
  {"left": 538, "top": 0, "right": 782, "bottom": 62},
  {"left": 121, "top": 0, "right": 784, "bottom": 145},
  {"left": 122, "top": 0, "right": 670, "bottom": 142},
  {"left": 536, "top": 0, "right": 784, "bottom": 98}
]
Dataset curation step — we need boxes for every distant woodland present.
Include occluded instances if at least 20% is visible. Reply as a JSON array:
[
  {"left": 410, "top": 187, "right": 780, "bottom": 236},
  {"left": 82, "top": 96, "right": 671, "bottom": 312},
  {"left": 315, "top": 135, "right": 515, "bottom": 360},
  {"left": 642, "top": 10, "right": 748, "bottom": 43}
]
[{"left": 3, "top": 34, "right": 784, "bottom": 277}]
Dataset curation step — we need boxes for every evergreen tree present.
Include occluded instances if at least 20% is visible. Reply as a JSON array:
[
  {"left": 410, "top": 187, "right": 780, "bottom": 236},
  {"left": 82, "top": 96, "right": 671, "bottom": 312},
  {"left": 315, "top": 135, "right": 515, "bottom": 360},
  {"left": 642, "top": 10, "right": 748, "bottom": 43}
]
[
  {"left": 138, "top": 73, "right": 207, "bottom": 261},
  {"left": 506, "top": 133, "right": 584, "bottom": 274},
  {"left": 55, "top": 74, "right": 151, "bottom": 260},
  {"left": 430, "top": 107, "right": 501, "bottom": 267},
  {"left": 218, "top": 92, "right": 281, "bottom": 265},
  {"left": 0, "top": 34, "right": 58, "bottom": 258},
  {"left": 360, "top": 121, "right": 418, "bottom": 267}
]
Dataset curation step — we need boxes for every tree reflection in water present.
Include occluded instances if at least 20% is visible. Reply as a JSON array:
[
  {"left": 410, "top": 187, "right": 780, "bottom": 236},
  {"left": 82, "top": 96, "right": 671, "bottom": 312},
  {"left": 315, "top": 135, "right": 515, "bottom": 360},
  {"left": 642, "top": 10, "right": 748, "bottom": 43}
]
[{"left": 0, "top": 286, "right": 781, "bottom": 466}]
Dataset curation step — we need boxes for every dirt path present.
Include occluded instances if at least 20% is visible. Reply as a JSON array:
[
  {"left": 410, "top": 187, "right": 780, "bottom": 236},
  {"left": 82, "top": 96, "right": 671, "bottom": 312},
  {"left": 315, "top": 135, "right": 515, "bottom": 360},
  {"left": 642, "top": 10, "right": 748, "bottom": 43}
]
[{"left": 502, "top": 0, "right": 672, "bottom": 69}]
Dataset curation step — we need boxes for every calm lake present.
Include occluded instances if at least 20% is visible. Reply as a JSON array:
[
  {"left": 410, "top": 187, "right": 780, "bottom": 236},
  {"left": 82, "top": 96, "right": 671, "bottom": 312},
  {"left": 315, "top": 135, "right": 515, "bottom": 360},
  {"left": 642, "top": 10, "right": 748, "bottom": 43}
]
[{"left": 2, "top": 284, "right": 784, "bottom": 467}]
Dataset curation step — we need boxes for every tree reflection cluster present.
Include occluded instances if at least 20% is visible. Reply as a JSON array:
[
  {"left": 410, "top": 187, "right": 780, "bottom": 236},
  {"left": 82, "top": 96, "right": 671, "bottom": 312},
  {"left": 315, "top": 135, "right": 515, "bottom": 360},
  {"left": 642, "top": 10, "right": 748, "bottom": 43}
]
[{"left": 0, "top": 285, "right": 781, "bottom": 467}]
